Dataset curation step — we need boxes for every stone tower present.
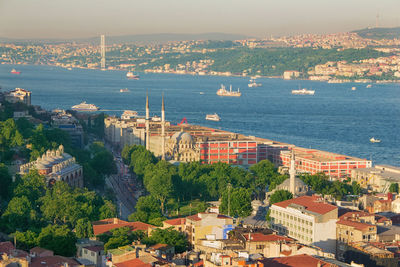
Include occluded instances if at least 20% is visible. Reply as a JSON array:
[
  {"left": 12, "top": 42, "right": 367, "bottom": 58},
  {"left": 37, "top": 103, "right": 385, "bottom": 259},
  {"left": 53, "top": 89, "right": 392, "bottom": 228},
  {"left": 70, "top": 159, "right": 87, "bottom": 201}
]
[
  {"left": 145, "top": 92, "right": 150, "bottom": 150},
  {"left": 161, "top": 93, "right": 166, "bottom": 160},
  {"left": 289, "top": 149, "right": 296, "bottom": 196}
]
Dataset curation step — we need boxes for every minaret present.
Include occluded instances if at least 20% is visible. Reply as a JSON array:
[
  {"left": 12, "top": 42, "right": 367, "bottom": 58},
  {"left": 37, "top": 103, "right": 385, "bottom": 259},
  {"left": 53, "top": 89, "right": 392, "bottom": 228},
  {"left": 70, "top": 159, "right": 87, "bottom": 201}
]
[
  {"left": 145, "top": 92, "right": 150, "bottom": 150},
  {"left": 161, "top": 93, "right": 166, "bottom": 160},
  {"left": 289, "top": 149, "right": 296, "bottom": 196}
]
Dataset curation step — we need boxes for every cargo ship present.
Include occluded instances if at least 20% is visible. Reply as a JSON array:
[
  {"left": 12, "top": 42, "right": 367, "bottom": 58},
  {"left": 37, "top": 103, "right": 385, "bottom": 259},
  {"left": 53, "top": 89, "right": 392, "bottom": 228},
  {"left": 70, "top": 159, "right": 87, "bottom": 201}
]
[
  {"left": 11, "top": 69, "right": 21, "bottom": 74},
  {"left": 71, "top": 102, "right": 99, "bottom": 111},
  {"left": 216, "top": 84, "right": 241, "bottom": 97},
  {"left": 291, "top": 88, "right": 315, "bottom": 95},
  {"left": 126, "top": 71, "right": 139, "bottom": 80},
  {"left": 205, "top": 113, "right": 220, "bottom": 121}
]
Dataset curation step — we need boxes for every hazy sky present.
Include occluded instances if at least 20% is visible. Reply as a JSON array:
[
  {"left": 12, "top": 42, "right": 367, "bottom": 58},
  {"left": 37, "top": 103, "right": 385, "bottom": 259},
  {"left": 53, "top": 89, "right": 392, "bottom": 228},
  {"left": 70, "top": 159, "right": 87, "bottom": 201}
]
[{"left": 1, "top": 0, "right": 399, "bottom": 39}]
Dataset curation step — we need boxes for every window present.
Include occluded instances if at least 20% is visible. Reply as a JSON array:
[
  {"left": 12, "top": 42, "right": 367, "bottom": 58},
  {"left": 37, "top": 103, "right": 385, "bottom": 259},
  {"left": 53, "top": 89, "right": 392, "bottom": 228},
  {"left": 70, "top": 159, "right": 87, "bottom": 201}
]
[{"left": 256, "top": 245, "right": 265, "bottom": 249}]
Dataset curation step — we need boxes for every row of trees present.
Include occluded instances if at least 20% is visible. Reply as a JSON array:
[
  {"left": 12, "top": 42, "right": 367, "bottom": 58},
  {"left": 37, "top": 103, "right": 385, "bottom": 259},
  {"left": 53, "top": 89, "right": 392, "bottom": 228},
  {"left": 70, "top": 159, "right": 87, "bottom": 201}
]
[{"left": 122, "top": 145, "right": 288, "bottom": 222}]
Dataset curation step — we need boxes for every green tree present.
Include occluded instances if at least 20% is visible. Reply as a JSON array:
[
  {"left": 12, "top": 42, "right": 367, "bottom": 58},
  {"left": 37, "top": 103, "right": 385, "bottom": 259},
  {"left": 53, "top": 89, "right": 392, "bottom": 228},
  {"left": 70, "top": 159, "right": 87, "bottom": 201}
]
[
  {"left": 14, "top": 230, "right": 38, "bottom": 251},
  {"left": 144, "top": 162, "right": 174, "bottom": 214},
  {"left": 37, "top": 224, "right": 77, "bottom": 257},
  {"left": 130, "top": 146, "right": 157, "bottom": 180},
  {"left": 389, "top": 183, "right": 399, "bottom": 194},
  {"left": 0, "top": 164, "right": 12, "bottom": 200},
  {"left": 128, "top": 195, "right": 163, "bottom": 224},
  {"left": 99, "top": 200, "right": 117, "bottom": 219},
  {"left": 1, "top": 196, "right": 35, "bottom": 232},
  {"left": 13, "top": 170, "right": 46, "bottom": 203},
  {"left": 269, "top": 190, "right": 293, "bottom": 205},
  {"left": 103, "top": 227, "right": 145, "bottom": 252},
  {"left": 142, "top": 228, "right": 188, "bottom": 253},
  {"left": 220, "top": 187, "right": 252, "bottom": 217},
  {"left": 75, "top": 218, "right": 94, "bottom": 239}
]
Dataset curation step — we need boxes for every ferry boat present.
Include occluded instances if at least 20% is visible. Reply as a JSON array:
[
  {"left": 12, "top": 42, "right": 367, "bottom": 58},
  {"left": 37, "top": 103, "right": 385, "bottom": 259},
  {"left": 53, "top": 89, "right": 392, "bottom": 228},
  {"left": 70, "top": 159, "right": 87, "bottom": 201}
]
[
  {"left": 248, "top": 79, "right": 262, "bottom": 88},
  {"left": 11, "top": 69, "right": 21, "bottom": 74},
  {"left": 126, "top": 71, "right": 139, "bottom": 80},
  {"left": 120, "top": 88, "right": 130, "bottom": 93},
  {"left": 71, "top": 102, "right": 99, "bottom": 111},
  {"left": 291, "top": 88, "right": 315, "bottom": 95},
  {"left": 216, "top": 84, "right": 241, "bottom": 97},
  {"left": 205, "top": 113, "right": 220, "bottom": 121},
  {"left": 121, "top": 110, "right": 138, "bottom": 120},
  {"left": 370, "top": 137, "right": 381, "bottom": 143}
]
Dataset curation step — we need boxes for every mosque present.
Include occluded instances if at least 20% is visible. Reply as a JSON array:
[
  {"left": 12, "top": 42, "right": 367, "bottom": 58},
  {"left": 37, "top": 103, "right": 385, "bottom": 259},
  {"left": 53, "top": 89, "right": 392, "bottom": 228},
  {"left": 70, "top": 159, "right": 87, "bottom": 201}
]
[{"left": 19, "top": 145, "right": 83, "bottom": 187}]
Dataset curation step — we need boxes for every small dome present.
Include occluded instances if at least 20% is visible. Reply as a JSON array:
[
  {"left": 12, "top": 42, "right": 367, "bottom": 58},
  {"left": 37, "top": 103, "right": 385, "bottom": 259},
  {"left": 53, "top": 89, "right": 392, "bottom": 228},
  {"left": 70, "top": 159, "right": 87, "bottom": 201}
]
[{"left": 171, "top": 131, "right": 193, "bottom": 143}]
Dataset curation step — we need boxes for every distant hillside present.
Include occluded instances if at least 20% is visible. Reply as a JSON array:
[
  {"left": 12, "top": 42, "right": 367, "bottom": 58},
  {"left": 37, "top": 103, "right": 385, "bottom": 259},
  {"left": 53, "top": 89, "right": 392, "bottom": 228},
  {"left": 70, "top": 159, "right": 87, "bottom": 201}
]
[
  {"left": 353, "top": 27, "right": 400, "bottom": 40},
  {"left": 0, "top": 33, "right": 253, "bottom": 44}
]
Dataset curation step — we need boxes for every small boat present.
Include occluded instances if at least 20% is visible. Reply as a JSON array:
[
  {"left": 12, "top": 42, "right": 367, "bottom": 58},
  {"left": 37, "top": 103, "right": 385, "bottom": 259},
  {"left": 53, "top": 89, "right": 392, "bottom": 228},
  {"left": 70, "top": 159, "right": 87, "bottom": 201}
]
[
  {"left": 126, "top": 71, "right": 139, "bottom": 80},
  {"left": 351, "top": 87, "right": 356, "bottom": 91},
  {"left": 120, "top": 88, "right": 129, "bottom": 93},
  {"left": 206, "top": 113, "right": 220, "bottom": 121},
  {"left": 291, "top": 88, "right": 315, "bottom": 95},
  {"left": 366, "top": 84, "right": 372, "bottom": 88},
  {"left": 248, "top": 79, "right": 262, "bottom": 88},
  {"left": 370, "top": 137, "right": 381, "bottom": 143},
  {"left": 199, "top": 92, "right": 205, "bottom": 95},
  {"left": 11, "top": 69, "right": 21, "bottom": 74},
  {"left": 67, "top": 67, "right": 72, "bottom": 70}
]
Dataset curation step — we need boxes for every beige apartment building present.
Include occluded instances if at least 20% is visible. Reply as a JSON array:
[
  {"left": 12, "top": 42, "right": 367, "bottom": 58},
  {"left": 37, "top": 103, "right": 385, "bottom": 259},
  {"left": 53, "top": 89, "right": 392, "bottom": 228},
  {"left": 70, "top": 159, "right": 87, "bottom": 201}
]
[
  {"left": 269, "top": 195, "right": 338, "bottom": 253},
  {"left": 351, "top": 165, "right": 400, "bottom": 192}
]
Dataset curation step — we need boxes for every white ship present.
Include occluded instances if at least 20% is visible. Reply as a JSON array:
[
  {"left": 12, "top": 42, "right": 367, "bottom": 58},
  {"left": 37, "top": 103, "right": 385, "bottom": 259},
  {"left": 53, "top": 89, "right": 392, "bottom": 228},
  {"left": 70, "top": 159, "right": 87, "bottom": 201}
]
[
  {"left": 120, "top": 88, "right": 129, "bottom": 92},
  {"left": 291, "top": 88, "right": 315, "bottom": 95},
  {"left": 248, "top": 79, "right": 262, "bottom": 88},
  {"left": 366, "top": 84, "right": 372, "bottom": 88},
  {"left": 351, "top": 87, "right": 356, "bottom": 91},
  {"left": 121, "top": 110, "right": 138, "bottom": 120},
  {"left": 370, "top": 137, "right": 381, "bottom": 143},
  {"left": 205, "top": 113, "right": 220, "bottom": 121},
  {"left": 71, "top": 102, "right": 99, "bottom": 111},
  {"left": 126, "top": 71, "right": 139, "bottom": 80},
  {"left": 216, "top": 84, "right": 241, "bottom": 97}
]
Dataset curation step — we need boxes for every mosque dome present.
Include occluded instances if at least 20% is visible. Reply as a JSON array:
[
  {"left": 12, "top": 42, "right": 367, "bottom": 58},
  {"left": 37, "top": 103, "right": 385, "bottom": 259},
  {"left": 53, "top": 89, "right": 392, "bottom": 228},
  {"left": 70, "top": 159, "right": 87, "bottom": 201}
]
[{"left": 171, "top": 131, "right": 193, "bottom": 143}]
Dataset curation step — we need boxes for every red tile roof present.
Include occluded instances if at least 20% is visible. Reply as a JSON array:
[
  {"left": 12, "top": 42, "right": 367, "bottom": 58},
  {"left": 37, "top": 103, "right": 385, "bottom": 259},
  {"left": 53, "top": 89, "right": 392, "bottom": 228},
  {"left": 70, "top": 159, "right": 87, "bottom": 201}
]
[
  {"left": 258, "top": 254, "right": 334, "bottom": 267},
  {"left": 339, "top": 211, "right": 372, "bottom": 220},
  {"left": 337, "top": 220, "right": 374, "bottom": 231},
  {"left": 186, "top": 214, "right": 201, "bottom": 222},
  {"left": 0, "top": 241, "right": 14, "bottom": 255},
  {"left": 30, "top": 256, "right": 81, "bottom": 267},
  {"left": 29, "top": 246, "right": 53, "bottom": 256},
  {"left": 114, "top": 258, "right": 152, "bottom": 267},
  {"left": 163, "top": 218, "right": 186, "bottom": 226},
  {"left": 273, "top": 196, "right": 337, "bottom": 215},
  {"left": 92, "top": 218, "right": 155, "bottom": 236},
  {"left": 243, "top": 233, "right": 293, "bottom": 242}
]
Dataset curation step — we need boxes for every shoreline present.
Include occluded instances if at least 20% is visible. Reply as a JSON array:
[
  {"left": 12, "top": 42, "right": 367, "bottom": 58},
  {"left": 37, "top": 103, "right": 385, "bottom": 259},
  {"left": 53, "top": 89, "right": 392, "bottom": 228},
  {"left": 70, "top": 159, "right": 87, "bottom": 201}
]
[{"left": 3, "top": 62, "right": 400, "bottom": 84}]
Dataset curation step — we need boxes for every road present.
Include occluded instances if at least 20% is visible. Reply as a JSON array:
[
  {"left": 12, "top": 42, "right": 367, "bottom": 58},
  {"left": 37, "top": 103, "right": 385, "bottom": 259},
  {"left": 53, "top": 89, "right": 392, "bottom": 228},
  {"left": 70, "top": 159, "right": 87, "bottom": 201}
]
[{"left": 103, "top": 142, "right": 143, "bottom": 220}]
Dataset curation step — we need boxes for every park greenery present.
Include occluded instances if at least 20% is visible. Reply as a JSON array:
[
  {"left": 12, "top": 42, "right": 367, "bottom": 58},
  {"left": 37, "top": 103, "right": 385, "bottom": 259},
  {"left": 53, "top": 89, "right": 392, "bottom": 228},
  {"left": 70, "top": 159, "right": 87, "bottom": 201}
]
[{"left": 0, "top": 100, "right": 117, "bottom": 256}]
